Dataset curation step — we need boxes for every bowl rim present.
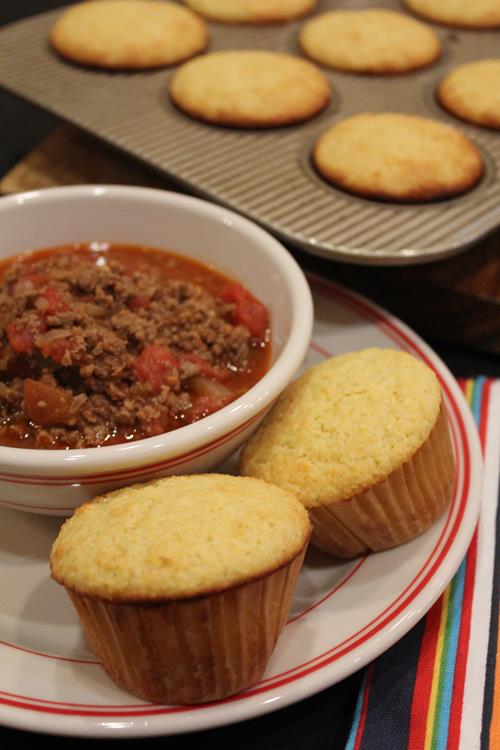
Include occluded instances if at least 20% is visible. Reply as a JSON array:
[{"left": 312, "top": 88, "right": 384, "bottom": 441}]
[{"left": 0, "top": 184, "right": 313, "bottom": 474}]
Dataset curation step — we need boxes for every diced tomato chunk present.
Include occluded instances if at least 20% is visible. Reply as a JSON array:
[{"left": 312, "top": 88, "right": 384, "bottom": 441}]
[
  {"left": 126, "top": 294, "right": 150, "bottom": 310},
  {"left": 7, "top": 323, "right": 35, "bottom": 355},
  {"left": 39, "top": 336, "right": 78, "bottom": 364},
  {"left": 6, "top": 319, "right": 46, "bottom": 354},
  {"left": 42, "top": 286, "right": 70, "bottom": 315},
  {"left": 219, "top": 282, "right": 269, "bottom": 340},
  {"left": 134, "top": 344, "right": 179, "bottom": 394},
  {"left": 180, "top": 352, "right": 230, "bottom": 382},
  {"left": 23, "top": 379, "right": 75, "bottom": 426}
]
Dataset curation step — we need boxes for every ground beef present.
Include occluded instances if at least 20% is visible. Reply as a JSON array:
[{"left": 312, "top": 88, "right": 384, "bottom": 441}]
[{"left": 0, "top": 245, "right": 270, "bottom": 449}]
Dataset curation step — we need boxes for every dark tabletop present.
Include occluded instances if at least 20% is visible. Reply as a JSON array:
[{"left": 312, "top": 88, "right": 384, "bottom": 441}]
[{"left": 1, "top": 2, "right": 499, "bottom": 748}]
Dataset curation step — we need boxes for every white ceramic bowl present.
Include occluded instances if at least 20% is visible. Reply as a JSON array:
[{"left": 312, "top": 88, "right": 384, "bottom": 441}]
[{"left": 0, "top": 185, "right": 313, "bottom": 515}]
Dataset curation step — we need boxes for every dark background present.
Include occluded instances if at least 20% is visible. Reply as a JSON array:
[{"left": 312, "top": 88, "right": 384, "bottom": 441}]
[{"left": 0, "top": 2, "right": 498, "bottom": 748}]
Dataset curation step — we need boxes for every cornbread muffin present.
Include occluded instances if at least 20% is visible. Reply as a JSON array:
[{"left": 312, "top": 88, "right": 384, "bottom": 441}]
[
  {"left": 240, "top": 349, "right": 456, "bottom": 558},
  {"left": 403, "top": 0, "right": 500, "bottom": 29},
  {"left": 50, "top": 474, "right": 310, "bottom": 704},
  {"left": 184, "top": 0, "right": 317, "bottom": 24},
  {"left": 437, "top": 60, "right": 500, "bottom": 130},
  {"left": 49, "top": 0, "right": 208, "bottom": 70},
  {"left": 169, "top": 50, "right": 331, "bottom": 127},
  {"left": 312, "top": 113, "right": 483, "bottom": 202},
  {"left": 299, "top": 9, "right": 441, "bottom": 74}
]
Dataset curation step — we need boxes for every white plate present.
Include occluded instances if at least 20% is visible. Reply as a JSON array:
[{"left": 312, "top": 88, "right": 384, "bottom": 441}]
[{"left": 0, "top": 276, "right": 482, "bottom": 738}]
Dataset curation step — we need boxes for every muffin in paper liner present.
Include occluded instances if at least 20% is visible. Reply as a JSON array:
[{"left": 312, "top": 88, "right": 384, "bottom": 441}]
[
  {"left": 50, "top": 474, "right": 311, "bottom": 705},
  {"left": 309, "top": 404, "right": 456, "bottom": 558},
  {"left": 240, "top": 348, "right": 456, "bottom": 558},
  {"left": 66, "top": 550, "right": 306, "bottom": 705}
]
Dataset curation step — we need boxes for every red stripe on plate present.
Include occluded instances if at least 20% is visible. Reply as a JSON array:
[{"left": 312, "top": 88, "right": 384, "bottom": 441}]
[
  {"left": 0, "top": 689, "right": 149, "bottom": 710},
  {"left": 0, "top": 640, "right": 98, "bottom": 665},
  {"left": 288, "top": 555, "right": 368, "bottom": 624}
]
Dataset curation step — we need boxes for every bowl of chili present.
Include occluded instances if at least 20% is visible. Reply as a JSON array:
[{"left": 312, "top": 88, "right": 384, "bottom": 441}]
[{"left": 0, "top": 185, "right": 313, "bottom": 515}]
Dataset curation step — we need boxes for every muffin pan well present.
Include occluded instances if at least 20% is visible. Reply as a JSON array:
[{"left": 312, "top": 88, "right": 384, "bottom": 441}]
[{"left": 0, "top": 0, "right": 499, "bottom": 265}]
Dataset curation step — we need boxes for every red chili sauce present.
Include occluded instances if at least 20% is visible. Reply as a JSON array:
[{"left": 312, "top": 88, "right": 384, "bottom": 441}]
[{"left": 0, "top": 243, "right": 271, "bottom": 449}]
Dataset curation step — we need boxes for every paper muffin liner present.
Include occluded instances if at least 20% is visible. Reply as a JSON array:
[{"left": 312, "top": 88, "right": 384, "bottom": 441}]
[
  {"left": 66, "top": 545, "right": 307, "bottom": 705},
  {"left": 309, "top": 403, "right": 456, "bottom": 558}
]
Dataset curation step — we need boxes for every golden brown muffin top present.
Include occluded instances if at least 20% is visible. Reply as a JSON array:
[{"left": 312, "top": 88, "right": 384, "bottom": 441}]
[
  {"left": 169, "top": 50, "right": 331, "bottom": 128},
  {"left": 312, "top": 113, "right": 483, "bottom": 202},
  {"left": 184, "top": 0, "right": 317, "bottom": 24},
  {"left": 50, "top": 0, "right": 208, "bottom": 70},
  {"left": 240, "top": 348, "right": 443, "bottom": 508},
  {"left": 437, "top": 59, "right": 500, "bottom": 130},
  {"left": 403, "top": 0, "right": 500, "bottom": 29},
  {"left": 50, "top": 474, "right": 310, "bottom": 601},
  {"left": 299, "top": 9, "right": 441, "bottom": 74}
]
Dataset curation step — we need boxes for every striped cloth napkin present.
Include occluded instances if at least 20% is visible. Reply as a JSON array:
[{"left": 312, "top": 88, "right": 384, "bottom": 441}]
[{"left": 345, "top": 378, "right": 500, "bottom": 750}]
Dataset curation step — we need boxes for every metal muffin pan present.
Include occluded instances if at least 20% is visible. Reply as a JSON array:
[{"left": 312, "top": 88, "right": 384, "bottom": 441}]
[{"left": 0, "top": 0, "right": 499, "bottom": 265}]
